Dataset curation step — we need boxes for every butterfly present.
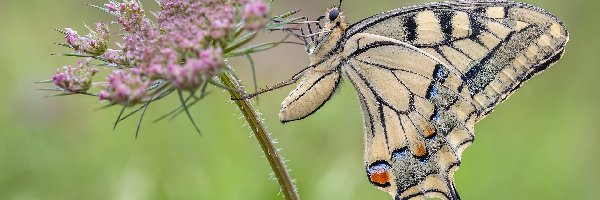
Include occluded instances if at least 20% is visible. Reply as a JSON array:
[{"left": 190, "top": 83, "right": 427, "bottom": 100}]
[{"left": 250, "top": 0, "right": 569, "bottom": 199}]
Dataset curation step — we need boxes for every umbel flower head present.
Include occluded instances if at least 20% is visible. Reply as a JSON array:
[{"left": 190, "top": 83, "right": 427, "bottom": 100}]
[
  {"left": 52, "top": 59, "right": 99, "bottom": 93},
  {"left": 64, "top": 22, "right": 110, "bottom": 56},
  {"left": 39, "top": 0, "right": 303, "bottom": 137},
  {"left": 45, "top": 0, "right": 272, "bottom": 106}
]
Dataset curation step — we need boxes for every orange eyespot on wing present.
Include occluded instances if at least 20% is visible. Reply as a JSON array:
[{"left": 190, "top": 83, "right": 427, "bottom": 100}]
[
  {"left": 423, "top": 125, "right": 436, "bottom": 139},
  {"left": 367, "top": 161, "right": 392, "bottom": 187}
]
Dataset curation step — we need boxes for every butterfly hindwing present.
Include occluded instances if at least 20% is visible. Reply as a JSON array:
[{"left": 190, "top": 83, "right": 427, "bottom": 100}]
[
  {"left": 342, "top": 33, "right": 476, "bottom": 200},
  {"left": 279, "top": 57, "right": 342, "bottom": 123}
]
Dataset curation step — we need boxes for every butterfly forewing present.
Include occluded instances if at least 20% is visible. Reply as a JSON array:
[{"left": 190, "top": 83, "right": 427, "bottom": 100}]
[{"left": 346, "top": 0, "right": 569, "bottom": 119}]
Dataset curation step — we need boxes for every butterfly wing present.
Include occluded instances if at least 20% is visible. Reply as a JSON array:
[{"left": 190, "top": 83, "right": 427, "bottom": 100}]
[
  {"left": 346, "top": 0, "right": 569, "bottom": 119},
  {"left": 279, "top": 57, "right": 342, "bottom": 123},
  {"left": 342, "top": 33, "right": 476, "bottom": 200}
]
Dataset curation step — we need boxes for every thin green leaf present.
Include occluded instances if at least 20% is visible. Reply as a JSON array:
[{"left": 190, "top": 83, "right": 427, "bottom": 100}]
[
  {"left": 177, "top": 89, "right": 202, "bottom": 135},
  {"left": 135, "top": 102, "right": 151, "bottom": 139},
  {"left": 267, "top": 16, "right": 306, "bottom": 30},
  {"left": 245, "top": 54, "right": 259, "bottom": 103},
  {"left": 271, "top": 10, "right": 300, "bottom": 20},
  {"left": 113, "top": 106, "right": 127, "bottom": 131},
  {"left": 86, "top": 3, "right": 118, "bottom": 16},
  {"left": 53, "top": 27, "right": 67, "bottom": 35},
  {"left": 224, "top": 32, "right": 257, "bottom": 53},
  {"left": 36, "top": 88, "right": 64, "bottom": 92},
  {"left": 115, "top": 87, "right": 175, "bottom": 124},
  {"left": 197, "top": 78, "right": 210, "bottom": 100},
  {"left": 225, "top": 41, "right": 279, "bottom": 57},
  {"left": 153, "top": 88, "right": 206, "bottom": 123},
  {"left": 35, "top": 80, "right": 54, "bottom": 84},
  {"left": 53, "top": 42, "right": 73, "bottom": 49},
  {"left": 226, "top": 32, "right": 291, "bottom": 57},
  {"left": 51, "top": 53, "right": 109, "bottom": 63},
  {"left": 93, "top": 102, "right": 119, "bottom": 112},
  {"left": 43, "top": 91, "right": 98, "bottom": 97}
]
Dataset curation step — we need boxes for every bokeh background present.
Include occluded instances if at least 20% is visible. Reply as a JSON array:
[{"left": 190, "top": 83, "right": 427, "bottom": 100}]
[{"left": 0, "top": 0, "right": 598, "bottom": 199}]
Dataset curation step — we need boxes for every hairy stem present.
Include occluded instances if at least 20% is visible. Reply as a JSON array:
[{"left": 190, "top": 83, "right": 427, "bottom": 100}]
[{"left": 218, "top": 70, "right": 300, "bottom": 200}]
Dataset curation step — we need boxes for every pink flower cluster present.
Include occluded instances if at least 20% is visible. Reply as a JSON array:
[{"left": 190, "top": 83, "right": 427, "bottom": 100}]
[
  {"left": 103, "top": 49, "right": 127, "bottom": 65},
  {"left": 242, "top": 0, "right": 269, "bottom": 31},
  {"left": 53, "top": 0, "right": 270, "bottom": 106},
  {"left": 98, "top": 69, "right": 151, "bottom": 106},
  {"left": 52, "top": 59, "right": 99, "bottom": 93},
  {"left": 167, "top": 47, "right": 222, "bottom": 90},
  {"left": 65, "top": 22, "right": 110, "bottom": 56}
]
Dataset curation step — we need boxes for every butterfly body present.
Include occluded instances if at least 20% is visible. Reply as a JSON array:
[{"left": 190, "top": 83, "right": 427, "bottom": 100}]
[{"left": 278, "top": 1, "right": 568, "bottom": 199}]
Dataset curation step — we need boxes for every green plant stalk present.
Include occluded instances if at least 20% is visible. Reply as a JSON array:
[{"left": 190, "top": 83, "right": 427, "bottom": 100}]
[{"left": 218, "top": 71, "right": 300, "bottom": 200}]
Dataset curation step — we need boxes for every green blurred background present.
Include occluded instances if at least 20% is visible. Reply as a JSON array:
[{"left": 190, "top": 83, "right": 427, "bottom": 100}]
[{"left": 0, "top": 0, "right": 598, "bottom": 199}]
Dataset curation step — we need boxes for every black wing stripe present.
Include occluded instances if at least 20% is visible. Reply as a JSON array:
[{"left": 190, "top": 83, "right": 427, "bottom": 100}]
[
  {"left": 355, "top": 58, "right": 433, "bottom": 81},
  {"left": 352, "top": 43, "right": 461, "bottom": 98},
  {"left": 404, "top": 15, "right": 418, "bottom": 43},
  {"left": 437, "top": 11, "right": 455, "bottom": 42},
  {"left": 281, "top": 70, "right": 337, "bottom": 110},
  {"left": 449, "top": 44, "right": 476, "bottom": 61},
  {"left": 400, "top": 189, "right": 453, "bottom": 200},
  {"left": 462, "top": 25, "right": 540, "bottom": 97},
  {"left": 380, "top": 104, "right": 391, "bottom": 151},
  {"left": 352, "top": 43, "right": 479, "bottom": 116},
  {"left": 345, "top": 64, "right": 377, "bottom": 137},
  {"left": 348, "top": 62, "right": 414, "bottom": 115},
  {"left": 431, "top": 47, "right": 470, "bottom": 81}
]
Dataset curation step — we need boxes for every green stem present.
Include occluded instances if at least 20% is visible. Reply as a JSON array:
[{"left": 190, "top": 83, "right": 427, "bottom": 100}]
[{"left": 218, "top": 71, "right": 300, "bottom": 200}]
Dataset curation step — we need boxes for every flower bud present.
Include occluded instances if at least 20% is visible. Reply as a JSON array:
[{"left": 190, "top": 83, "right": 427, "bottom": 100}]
[{"left": 52, "top": 59, "right": 98, "bottom": 92}]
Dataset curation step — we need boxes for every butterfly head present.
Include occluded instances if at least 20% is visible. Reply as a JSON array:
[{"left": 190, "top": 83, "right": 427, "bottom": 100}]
[
  {"left": 305, "top": 6, "right": 347, "bottom": 60},
  {"left": 324, "top": 6, "right": 347, "bottom": 31}
]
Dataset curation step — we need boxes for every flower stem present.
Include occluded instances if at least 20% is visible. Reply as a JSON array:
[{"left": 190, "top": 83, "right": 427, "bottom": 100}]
[{"left": 218, "top": 70, "right": 300, "bottom": 200}]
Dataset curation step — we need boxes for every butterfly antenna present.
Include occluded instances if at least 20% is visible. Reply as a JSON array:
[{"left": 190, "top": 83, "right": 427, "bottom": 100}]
[
  {"left": 232, "top": 76, "right": 301, "bottom": 100},
  {"left": 306, "top": 23, "right": 316, "bottom": 44},
  {"left": 298, "top": 28, "right": 310, "bottom": 48},
  {"left": 278, "top": 27, "right": 308, "bottom": 46},
  {"left": 315, "top": 15, "right": 324, "bottom": 29},
  {"left": 299, "top": 30, "right": 331, "bottom": 38},
  {"left": 232, "top": 63, "right": 318, "bottom": 100},
  {"left": 338, "top": 0, "right": 343, "bottom": 9}
]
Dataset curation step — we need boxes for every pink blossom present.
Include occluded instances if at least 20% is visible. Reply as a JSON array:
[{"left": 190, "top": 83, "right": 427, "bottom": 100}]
[
  {"left": 64, "top": 22, "right": 110, "bottom": 55},
  {"left": 52, "top": 59, "right": 98, "bottom": 92},
  {"left": 103, "top": 49, "right": 127, "bottom": 65},
  {"left": 51, "top": 0, "right": 271, "bottom": 106},
  {"left": 99, "top": 69, "right": 151, "bottom": 106},
  {"left": 242, "top": 0, "right": 269, "bottom": 31}
]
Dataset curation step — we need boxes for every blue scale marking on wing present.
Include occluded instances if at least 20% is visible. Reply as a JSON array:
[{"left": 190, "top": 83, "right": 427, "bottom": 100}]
[
  {"left": 351, "top": 43, "right": 478, "bottom": 120},
  {"left": 392, "top": 147, "right": 409, "bottom": 161}
]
